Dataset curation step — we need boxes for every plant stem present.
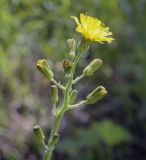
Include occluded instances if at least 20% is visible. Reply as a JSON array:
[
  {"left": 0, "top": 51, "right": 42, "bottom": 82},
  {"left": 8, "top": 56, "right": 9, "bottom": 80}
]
[
  {"left": 52, "top": 79, "right": 65, "bottom": 90},
  {"left": 69, "top": 100, "right": 87, "bottom": 109},
  {"left": 73, "top": 74, "right": 84, "bottom": 84},
  {"left": 43, "top": 50, "right": 82, "bottom": 160}
]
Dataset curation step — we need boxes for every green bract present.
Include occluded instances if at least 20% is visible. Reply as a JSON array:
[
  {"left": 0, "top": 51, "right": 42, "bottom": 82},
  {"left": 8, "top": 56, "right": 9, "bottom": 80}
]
[
  {"left": 34, "top": 125, "right": 45, "bottom": 144},
  {"left": 86, "top": 86, "right": 107, "bottom": 104},
  {"left": 83, "top": 59, "right": 103, "bottom": 76},
  {"left": 51, "top": 85, "right": 58, "bottom": 104},
  {"left": 36, "top": 59, "right": 53, "bottom": 80}
]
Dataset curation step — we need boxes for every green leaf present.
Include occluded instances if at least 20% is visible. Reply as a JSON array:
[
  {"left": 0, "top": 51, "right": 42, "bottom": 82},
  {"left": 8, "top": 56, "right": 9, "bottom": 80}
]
[
  {"left": 94, "top": 119, "right": 132, "bottom": 146},
  {"left": 58, "top": 119, "right": 132, "bottom": 154}
]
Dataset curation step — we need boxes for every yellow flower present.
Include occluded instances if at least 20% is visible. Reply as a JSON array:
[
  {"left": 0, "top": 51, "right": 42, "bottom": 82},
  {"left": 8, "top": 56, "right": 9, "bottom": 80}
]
[{"left": 71, "top": 13, "right": 114, "bottom": 44}]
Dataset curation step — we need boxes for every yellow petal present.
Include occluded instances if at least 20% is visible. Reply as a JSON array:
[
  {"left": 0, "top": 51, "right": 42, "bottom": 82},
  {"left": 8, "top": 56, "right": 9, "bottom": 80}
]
[
  {"left": 71, "top": 16, "right": 80, "bottom": 25},
  {"left": 72, "top": 13, "right": 114, "bottom": 44}
]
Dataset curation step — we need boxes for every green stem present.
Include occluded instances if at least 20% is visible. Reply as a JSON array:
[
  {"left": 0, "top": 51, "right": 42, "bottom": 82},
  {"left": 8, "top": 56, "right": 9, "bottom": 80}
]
[
  {"left": 43, "top": 50, "right": 82, "bottom": 160},
  {"left": 69, "top": 100, "right": 87, "bottom": 109},
  {"left": 73, "top": 74, "right": 84, "bottom": 84},
  {"left": 52, "top": 103, "right": 57, "bottom": 117},
  {"left": 52, "top": 79, "right": 65, "bottom": 90}
]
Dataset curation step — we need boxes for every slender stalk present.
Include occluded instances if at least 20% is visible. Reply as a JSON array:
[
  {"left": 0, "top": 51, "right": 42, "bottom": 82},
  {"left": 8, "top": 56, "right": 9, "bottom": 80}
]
[
  {"left": 52, "top": 103, "right": 57, "bottom": 117},
  {"left": 52, "top": 79, "right": 65, "bottom": 90},
  {"left": 43, "top": 50, "right": 82, "bottom": 160},
  {"left": 73, "top": 74, "right": 84, "bottom": 84},
  {"left": 69, "top": 100, "right": 87, "bottom": 109}
]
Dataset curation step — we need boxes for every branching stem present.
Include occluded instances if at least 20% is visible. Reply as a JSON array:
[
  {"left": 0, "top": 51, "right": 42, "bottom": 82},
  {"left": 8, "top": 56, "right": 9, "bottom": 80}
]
[{"left": 43, "top": 50, "right": 83, "bottom": 160}]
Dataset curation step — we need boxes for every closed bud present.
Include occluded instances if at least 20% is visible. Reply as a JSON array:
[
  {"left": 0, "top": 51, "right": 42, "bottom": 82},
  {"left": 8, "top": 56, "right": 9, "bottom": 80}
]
[
  {"left": 51, "top": 85, "right": 58, "bottom": 104},
  {"left": 86, "top": 86, "right": 107, "bottom": 104},
  {"left": 63, "top": 59, "right": 72, "bottom": 74},
  {"left": 33, "top": 125, "right": 45, "bottom": 143},
  {"left": 51, "top": 133, "right": 60, "bottom": 146},
  {"left": 36, "top": 59, "right": 53, "bottom": 80},
  {"left": 69, "top": 90, "right": 78, "bottom": 104},
  {"left": 67, "top": 39, "right": 76, "bottom": 60},
  {"left": 83, "top": 59, "right": 103, "bottom": 76}
]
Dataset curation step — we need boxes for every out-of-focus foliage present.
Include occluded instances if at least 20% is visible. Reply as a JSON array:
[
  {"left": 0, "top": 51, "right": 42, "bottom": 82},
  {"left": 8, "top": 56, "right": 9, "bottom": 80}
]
[
  {"left": 0, "top": 0, "right": 146, "bottom": 160},
  {"left": 58, "top": 119, "right": 132, "bottom": 152}
]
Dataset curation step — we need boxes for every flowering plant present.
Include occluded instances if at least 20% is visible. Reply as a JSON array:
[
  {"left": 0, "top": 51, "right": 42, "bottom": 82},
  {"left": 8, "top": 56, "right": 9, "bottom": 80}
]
[{"left": 34, "top": 13, "right": 114, "bottom": 160}]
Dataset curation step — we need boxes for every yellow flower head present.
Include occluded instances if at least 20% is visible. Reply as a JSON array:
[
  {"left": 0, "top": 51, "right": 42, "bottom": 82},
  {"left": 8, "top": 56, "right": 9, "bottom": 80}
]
[{"left": 71, "top": 13, "right": 114, "bottom": 44}]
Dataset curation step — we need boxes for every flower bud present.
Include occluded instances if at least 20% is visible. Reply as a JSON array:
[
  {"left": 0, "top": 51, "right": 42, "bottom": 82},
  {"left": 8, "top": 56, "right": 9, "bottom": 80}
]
[
  {"left": 83, "top": 59, "right": 103, "bottom": 76},
  {"left": 77, "top": 38, "right": 90, "bottom": 53},
  {"left": 86, "top": 86, "right": 107, "bottom": 104},
  {"left": 33, "top": 125, "right": 45, "bottom": 143},
  {"left": 36, "top": 59, "right": 53, "bottom": 80},
  {"left": 67, "top": 39, "right": 76, "bottom": 60},
  {"left": 69, "top": 90, "right": 78, "bottom": 104},
  {"left": 51, "top": 133, "right": 60, "bottom": 146},
  {"left": 63, "top": 59, "right": 72, "bottom": 74},
  {"left": 50, "top": 85, "right": 58, "bottom": 104}
]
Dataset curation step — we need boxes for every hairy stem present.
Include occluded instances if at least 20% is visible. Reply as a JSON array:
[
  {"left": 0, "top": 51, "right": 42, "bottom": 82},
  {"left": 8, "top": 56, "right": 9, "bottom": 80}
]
[{"left": 43, "top": 50, "right": 82, "bottom": 160}]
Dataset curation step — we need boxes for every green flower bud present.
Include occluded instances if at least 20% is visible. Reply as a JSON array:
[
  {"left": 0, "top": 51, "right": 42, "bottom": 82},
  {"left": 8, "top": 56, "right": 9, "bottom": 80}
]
[
  {"left": 86, "top": 86, "right": 107, "bottom": 104},
  {"left": 67, "top": 39, "right": 76, "bottom": 60},
  {"left": 50, "top": 85, "right": 58, "bottom": 104},
  {"left": 63, "top": 59, "right": 72, "bottom": 74},
  {"left": 69, "top": 90, "right": 78, "bottom": 104},
  {"left": 77, "top": 38, "right": 90, "bottom": 53},
  {"left": 83, "top": 59, "right": 103, "bottom": 76},
  {"left": 33, "top": 125, "right": 45, "bottom": 143},
  {"left": 51, "top": 133, "right": 60, "bottom": 146},
  {"left": 36, "top": 59, "right": 53, "bottom": 80}
]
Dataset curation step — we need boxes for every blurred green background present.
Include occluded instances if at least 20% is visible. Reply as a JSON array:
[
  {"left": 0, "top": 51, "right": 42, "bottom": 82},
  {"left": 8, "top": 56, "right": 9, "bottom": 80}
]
[{"left": 0, "top": 0, "right": 146, "bottom": 160}]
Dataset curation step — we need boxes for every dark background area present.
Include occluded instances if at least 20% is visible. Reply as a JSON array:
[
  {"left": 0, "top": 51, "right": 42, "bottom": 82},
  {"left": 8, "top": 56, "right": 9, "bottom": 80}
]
[{"left": 0, "top": 0, "right": 146, "bottom": 160}]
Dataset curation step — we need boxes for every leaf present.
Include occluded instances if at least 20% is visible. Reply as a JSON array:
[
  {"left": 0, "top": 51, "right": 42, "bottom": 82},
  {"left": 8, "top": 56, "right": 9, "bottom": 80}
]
[
  {"left": 93, "top": 119, "right": 132, "bottom": 146},
  {"left": 58, "top": 119, "right": 132, "bottom": 154}
]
